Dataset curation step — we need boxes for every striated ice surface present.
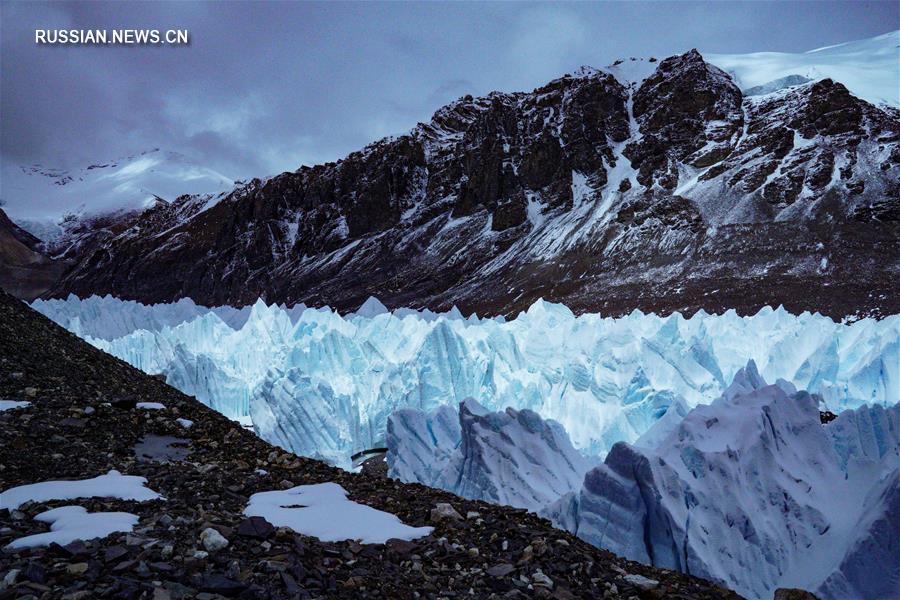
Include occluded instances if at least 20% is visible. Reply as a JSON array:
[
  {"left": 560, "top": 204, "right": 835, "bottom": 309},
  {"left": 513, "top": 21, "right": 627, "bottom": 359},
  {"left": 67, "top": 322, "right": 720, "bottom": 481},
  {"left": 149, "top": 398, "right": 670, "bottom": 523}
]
[
  {"left": 547, "top": 362, "right": 900, "bottom": 600},
  {"left": 388, "top": 399, "right": 596, "bottom": 512},
  {"left": 32, "top": 295, "right": 899, "bottom": 466}
]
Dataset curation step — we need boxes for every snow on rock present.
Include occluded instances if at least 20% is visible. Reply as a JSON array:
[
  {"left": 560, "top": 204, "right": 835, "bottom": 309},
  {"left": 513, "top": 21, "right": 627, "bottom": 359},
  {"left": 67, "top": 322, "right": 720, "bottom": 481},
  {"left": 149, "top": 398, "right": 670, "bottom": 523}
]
[
  {"left": 0, "top": 470, "right": 163, "bottom": 510},
  {"left": 0, "top": 400, "right": 31, "bottom": 411},
  {"left": 31, "top": 296, "right": 899, "bottom": 466},
  {"left": 136, "top": 402, "right": 166, "bottom": 410},
  {"left": 243, "top": 482, "right": 433, "bottom": 543},
  {"left": 708, "top": 30, "right": 899, "bottom": 107},
  {"left": 4, "top": 506, "right": 140, "bottom": 550},
  {"left": 388, "top": 399, "right": 595, "bottom": 512},
  {"left": 176, "top": 418, "right": 194, "bottom": 429},
  {"left": 549, "top": 361, "right": 900, "bottom": 600}
]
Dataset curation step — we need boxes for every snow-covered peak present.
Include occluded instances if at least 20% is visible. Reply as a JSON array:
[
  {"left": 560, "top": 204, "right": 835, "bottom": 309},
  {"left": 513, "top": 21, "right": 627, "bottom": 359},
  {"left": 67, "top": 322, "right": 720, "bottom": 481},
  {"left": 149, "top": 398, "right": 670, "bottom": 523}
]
[
  {"left": 601, "top": 56, "right": 661, "bottom": 87},
  {"left": 1, "top": 149, "right": 236, "bottom": 238},
  {"left": 708, "top": 30, "right": 899, "bottom": 107}
]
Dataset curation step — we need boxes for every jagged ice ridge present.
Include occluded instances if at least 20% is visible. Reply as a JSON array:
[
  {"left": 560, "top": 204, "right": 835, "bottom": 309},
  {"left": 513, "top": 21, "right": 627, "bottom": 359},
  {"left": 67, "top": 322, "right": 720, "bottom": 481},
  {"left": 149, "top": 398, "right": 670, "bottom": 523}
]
[{"left": 31, "top": 295, "right": 898, "bottom": 467}]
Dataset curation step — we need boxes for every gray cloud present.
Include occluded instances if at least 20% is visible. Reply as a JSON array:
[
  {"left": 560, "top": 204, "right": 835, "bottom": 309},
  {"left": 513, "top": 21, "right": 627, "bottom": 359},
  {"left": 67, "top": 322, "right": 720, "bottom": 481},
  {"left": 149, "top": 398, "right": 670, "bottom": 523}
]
[{"left": 1, "top": 1, "right": 897, "bottom": 181}]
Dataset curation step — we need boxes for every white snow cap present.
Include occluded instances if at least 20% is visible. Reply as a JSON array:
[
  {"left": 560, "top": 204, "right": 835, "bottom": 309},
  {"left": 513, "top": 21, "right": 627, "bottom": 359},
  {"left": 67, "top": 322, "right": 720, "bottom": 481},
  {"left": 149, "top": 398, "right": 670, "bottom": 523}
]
[
  {"left": 708, "top": 30, "right": 899, "bottom": 107},
  {"left": 0, "top": 470, "right": 163, "bottom": 510},
  {"left": 244, "top": 482, "right": 433, "bottom": 543}
]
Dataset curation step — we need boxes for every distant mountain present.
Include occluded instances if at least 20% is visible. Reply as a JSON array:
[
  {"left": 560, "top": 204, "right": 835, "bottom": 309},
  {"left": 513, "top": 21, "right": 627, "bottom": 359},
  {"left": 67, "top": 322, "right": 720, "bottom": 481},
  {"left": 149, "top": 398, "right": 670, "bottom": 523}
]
[
  {"left": 1, "top": 149, "right": 235, "bottom": 242},
  {"left": 708, "top": 30, "right": 899, "bottom": 108},
  {"left": 6, "top": 35, "right": 900, "bottom": 319},
  {"left": 0, "top": 208, "right": 66, "bottom": 301}
]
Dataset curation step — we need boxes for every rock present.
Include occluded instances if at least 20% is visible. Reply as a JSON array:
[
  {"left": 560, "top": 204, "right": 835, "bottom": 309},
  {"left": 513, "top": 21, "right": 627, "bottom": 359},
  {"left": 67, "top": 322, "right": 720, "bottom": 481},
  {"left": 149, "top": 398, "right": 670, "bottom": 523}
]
[
  {"left": 22, "top": 563, "right": 46, "bottom": 584},
  {"left": 430, "top": 502, "right": 463, "bottom": 523},
  {"left": 192, "top": 550, "right": 209, "bottom": 559},
  {"left": 24, "top": 387, "right": 37, "bottom": 397},
  {"left": 110, "top": 396, "right": 137, "bottom": 410},
  {"left": 386, "top": 538, "right": 418, "bottom": 555},
  {"left": 278, "top": 479, "right": 294, "bottom": 490},
  {"left": 194, "top": 574, "right": 246, "bottom": 596},
  {"left": 2, "top": 569, "right": 20, "bottom": 588},
  {"left": 66, "top": 563, "right": 88, "bottom": 575},
  {"left": 236, "top": 516, "right": 275, "bottom": 540},
  {"left": 103, "top": 545, "right": 129, "bottom": 563},
  {"left": 623, "top": 574, "right": 659, "bottom": 591},
  {"left": 487, "top": 564, "right": 515, "bottom": 577},
  {"left": 774, "top": 589, "right": 819, "bottom": 600},
  {"left": 200, "top": 527, "right": 229, "bottom": 552},
  {"left": 533, "top": 570, "right": 554, "bottom": 589}
]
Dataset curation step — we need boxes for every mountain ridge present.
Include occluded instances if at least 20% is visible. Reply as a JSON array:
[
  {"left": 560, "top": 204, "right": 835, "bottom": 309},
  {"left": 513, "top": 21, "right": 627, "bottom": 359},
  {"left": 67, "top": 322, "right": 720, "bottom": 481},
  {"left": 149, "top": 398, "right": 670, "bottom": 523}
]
[{"left": 6, "top": 47, "right": 898, "bottom": 319}]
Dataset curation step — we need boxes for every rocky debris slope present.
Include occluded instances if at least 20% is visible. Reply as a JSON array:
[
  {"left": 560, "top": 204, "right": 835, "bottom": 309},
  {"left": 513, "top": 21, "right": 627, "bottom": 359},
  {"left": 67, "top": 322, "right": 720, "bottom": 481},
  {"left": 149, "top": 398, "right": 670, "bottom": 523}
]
[
  {"left": 0, "top": 290, "right": 741, "bottom": 599},
  {"left": 30, "top": 49, "right": 899, "bottom": 320},
  {"left": 544, "top": 363, "right": 900, "bottom": 600}
]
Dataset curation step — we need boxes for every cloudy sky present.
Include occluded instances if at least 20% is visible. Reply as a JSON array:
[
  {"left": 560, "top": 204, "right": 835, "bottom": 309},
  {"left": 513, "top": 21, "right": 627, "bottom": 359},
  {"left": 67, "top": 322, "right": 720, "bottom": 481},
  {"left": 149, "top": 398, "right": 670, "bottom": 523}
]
[{"left": 1, "top": 1, "right": 897, "bottom": 182}]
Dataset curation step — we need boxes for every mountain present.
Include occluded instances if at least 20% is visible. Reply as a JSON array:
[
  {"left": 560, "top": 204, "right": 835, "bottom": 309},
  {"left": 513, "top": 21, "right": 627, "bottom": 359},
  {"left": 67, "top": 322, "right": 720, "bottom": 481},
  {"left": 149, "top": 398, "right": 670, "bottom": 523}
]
[
  {"left": 0, "top": 208, "right": 67, "bottom": 301},
  {"left": 30, "top": 294, "right": 900, "bottom": 465},
  {"left": 19, "top": 41, "right": 898, "bottom": 320},
  {"left": 545, "top": 362, "right": 900, "bottom": 600},
  {"left": 0, "top": 288, "right": 741, "bottom": 599},
  {"left": 708, "top": 30, "right": 899, "bottom": 108},
  {"left": 0, "top": 149, "right": 235, "bottom": 243}
]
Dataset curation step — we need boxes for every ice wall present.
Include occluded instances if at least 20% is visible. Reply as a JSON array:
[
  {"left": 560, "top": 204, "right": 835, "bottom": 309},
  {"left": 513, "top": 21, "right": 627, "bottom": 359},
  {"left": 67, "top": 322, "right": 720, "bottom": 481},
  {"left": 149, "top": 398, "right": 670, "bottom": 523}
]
[{"left": 32, "top": 295, "right": 899, "bottom": 463}]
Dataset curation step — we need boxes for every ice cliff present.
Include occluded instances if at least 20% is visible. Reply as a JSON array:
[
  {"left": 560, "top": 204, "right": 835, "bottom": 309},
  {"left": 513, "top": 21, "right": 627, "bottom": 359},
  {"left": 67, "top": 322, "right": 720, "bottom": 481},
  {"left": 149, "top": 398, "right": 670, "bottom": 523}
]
[
  {"left": 388, "top": 399, "right": 595, "bottom": 512},
  {"left": 543, "top": 362, "right": 899, "bottom": 600},
  {"left": 32, "top": 295, "right": 899, "bottom": 466}
]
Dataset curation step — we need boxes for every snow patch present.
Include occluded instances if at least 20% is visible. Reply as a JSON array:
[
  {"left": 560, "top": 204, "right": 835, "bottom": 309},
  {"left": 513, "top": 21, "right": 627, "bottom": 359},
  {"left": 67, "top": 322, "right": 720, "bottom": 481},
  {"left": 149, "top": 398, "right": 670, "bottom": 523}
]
[
  {"left": 244, "top": 482, "right": 433, "bottom": 543},
  {"left": 5, "top": 506, "right": 140, "bottom": 550},
  {"left": 0, "top": 470, "right": 162, "bottom": 510},
  {"left": 0, "top": 400, "right": 31, "bottom": 411},
  {"left": 136, "top": 402, "right": 166, "bottom": 410}
]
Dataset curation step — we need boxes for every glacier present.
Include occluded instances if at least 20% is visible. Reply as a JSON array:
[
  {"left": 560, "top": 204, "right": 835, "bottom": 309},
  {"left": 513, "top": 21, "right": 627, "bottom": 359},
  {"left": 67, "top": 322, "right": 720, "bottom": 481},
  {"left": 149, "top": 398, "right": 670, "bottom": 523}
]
[
  {"left": 545, "top": 362, "right": 899, "bottom": 600},
  {"left": 388, "top": 399, "right": 595, "bottom": 512},
  {"left": 31, "top": 294, "right": 899, "bottom": 466}
]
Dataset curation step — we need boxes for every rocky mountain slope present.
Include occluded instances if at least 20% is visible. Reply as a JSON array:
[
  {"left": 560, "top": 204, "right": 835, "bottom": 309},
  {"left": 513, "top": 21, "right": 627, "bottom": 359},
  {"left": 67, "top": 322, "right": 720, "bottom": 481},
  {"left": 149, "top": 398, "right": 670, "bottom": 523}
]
[
  {"left": 31, "top": 48, "right": 899, "bottom": 319},
  {"left": 1, "top": 149, "right": 234, "bottom": 238},
  {"left": 0, "top": 209, "right": 67, "bottom": 301},
  {"left": 0, "top": 290, "right": 741, "bottom": 599}
]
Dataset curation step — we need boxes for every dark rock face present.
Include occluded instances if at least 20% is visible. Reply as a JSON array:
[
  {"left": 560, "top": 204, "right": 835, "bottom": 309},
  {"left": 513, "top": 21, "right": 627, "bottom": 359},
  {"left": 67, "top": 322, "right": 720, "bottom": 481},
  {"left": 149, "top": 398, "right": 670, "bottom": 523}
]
[
  {"left": 0, "top": 209, "right": 68, "bottom": 301},
  {"left": 625, "top": 50, "right": 743, "bottom": 189},
  {"left": 31, "top": 50, "right": 900, "bottom": 319}
]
